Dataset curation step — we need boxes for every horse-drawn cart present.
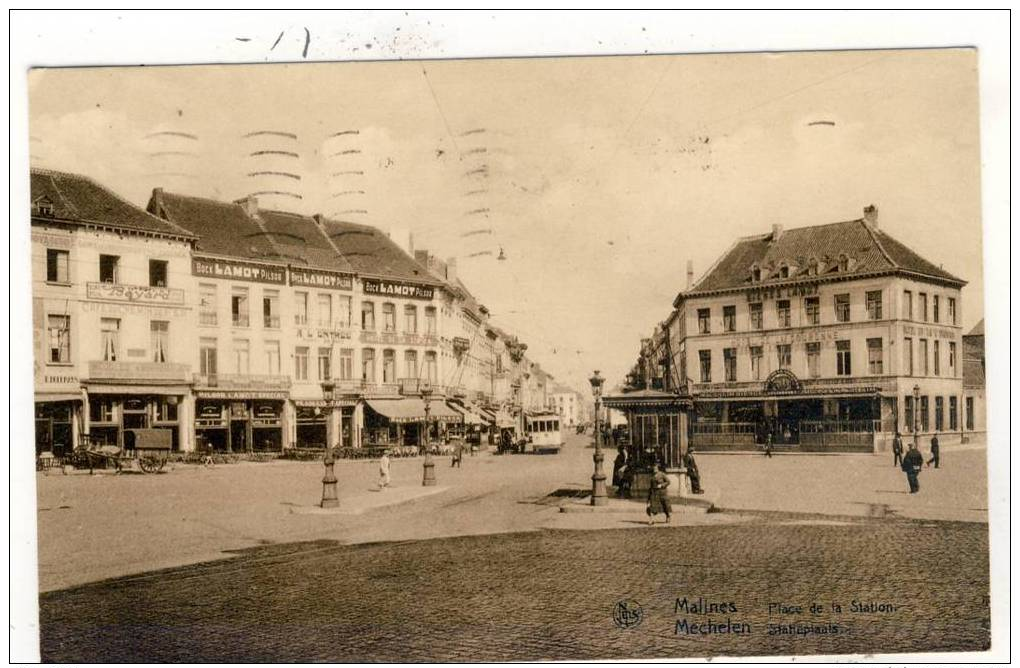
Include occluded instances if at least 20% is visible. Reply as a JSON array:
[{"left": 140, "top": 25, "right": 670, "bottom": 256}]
[{"left": 71, "top": 429, "right": 172, "bottom": 474}]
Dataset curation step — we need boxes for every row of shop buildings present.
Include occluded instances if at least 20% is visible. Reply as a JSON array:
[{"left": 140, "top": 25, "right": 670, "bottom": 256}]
[
  {"left": 31, "top": 168, "right": 557, "bottom": 457},
  {"left": 609, "top": 205, "right": 986, "bottom": 458}
]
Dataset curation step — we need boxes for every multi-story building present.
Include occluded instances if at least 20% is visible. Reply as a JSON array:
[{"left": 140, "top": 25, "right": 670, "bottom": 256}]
[
  {"left": 660, "top": 206, "right": 967, "bottom": 452},
  {"left": 962, "top": 319, "right": 985, "bottom": 439},
  {"left": 548, "top": 385, "right": 583, "bottom": 427},
  {"left": 31, "top": 169, "right": 198, "bottom": 456}
]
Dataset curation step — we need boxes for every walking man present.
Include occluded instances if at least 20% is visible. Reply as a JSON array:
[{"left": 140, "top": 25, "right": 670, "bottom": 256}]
[
  {"left": 763, "top": 431, "right": 774, "bottom": 458},
  {"left": 902, "top": 443, "right": 924, "bottom": 493},
  {"left": 378, "top": 450, "right": 391, "bottom": 490},
  {"left": 683, "top": 445, "right": 704, "bottom": 494},
  {"left": 451, "top": 440, "right": 464, "bottom": 468},
  {"left": 892, "top": 432, "right": 903, "bottom": 467},
  {"left": 927, "top": 433, "right": 941, "bottom": 469}
]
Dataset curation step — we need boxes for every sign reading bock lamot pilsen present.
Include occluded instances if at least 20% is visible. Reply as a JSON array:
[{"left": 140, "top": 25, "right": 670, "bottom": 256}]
[
  {"left": 192, "top": 257, "right": 286, "bottom": 284},
  {"left": 362, "top": 278, "right": 435, "bottom": 300},
  {"left": 290, "top": 268, "right": 353, "bottom": 290}
]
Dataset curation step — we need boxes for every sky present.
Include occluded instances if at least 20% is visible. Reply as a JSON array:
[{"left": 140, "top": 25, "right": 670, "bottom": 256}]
[{"left": 28, "top": 48, "right": 984, "bottom": 396}]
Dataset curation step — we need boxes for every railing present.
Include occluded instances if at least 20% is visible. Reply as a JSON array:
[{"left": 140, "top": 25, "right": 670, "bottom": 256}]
[
  {"left": 295, "top": 315, "right": 308, "bottom": 325},
  {"left": 264, "top": 315, "right": 281, "bottom": 329},
  {"left": 800, "top": 419, "right": 880, "bottom": 434},
  {"left": 194, "top": 373, "right": 291, "bottom": 390},
  {"left": 360, "top": 331, "right": 439, "bottom": 346},
  {"left": 199, "top": 312, "right": 218, "bottom": 326},
  {"left": 690, "top": 421, "right": 757, "bottom": 447},
  {"left": 232, "top": 314, "right": 250, "bottom": 327},
  {"left": 800, "top": 419, "right": 879, "bottom": 450}
]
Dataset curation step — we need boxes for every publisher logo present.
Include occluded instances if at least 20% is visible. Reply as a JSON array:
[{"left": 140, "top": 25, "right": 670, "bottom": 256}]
[{"left": 613, "top": 599, "right": 644, "bottom": 629}]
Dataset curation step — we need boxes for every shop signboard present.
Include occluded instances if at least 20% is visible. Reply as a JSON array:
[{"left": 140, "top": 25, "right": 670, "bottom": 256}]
[
  {"left": 86, "top": 282, "right": 186, "bottom": 305},
  {"left": 192, "top": 257, "right": 286, "bottom": 284},
  {"left": 362, "top": 278, "right": 435, "bottom": 301},
  {"left": 745, "top": 282, "right": 818, "bottom": 303},
  {"left": 290, "top": 268, "right": 353, "bottom": 290}
]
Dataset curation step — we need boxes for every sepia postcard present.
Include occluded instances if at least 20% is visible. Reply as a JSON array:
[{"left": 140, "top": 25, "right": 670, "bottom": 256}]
[{"left": 10, "top": 10, "right": 1008, "bottom": 664}]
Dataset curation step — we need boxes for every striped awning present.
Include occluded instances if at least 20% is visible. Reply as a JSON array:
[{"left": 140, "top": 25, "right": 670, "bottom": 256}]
[
  {"left": 35, "top": 392, "right": 83, "bottom": 403},
  {"left": 448, "top": 402, "right": 482, "bottom": 425},
  {"left": 365, "top": 398, "right": 462, "bottom": 424}
]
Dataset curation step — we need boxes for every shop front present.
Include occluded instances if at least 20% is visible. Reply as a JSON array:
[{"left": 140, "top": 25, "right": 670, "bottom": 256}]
[
  {"left": 34, "top": 395, "right": 81, "bottom": 457},
  {"left": 194, "top": 396, "right": 287, "bottom": 452},
  {"left": 83, "top": 390, "right": 188, "bottom": 452},
  {"left": 363, "top": 397, "right": 462, "bottom": 447},
  {"left": 293, "top": 400, "right": 356, "bottom": 449}
]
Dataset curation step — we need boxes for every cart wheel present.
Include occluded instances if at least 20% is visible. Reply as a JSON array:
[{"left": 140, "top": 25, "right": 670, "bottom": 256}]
[{"left": 139, "top": 457, "right": 156, "bottom": 474}]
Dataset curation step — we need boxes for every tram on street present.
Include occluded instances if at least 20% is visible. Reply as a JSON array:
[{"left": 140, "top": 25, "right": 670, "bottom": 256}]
[{"left": 524, "top": 412, "right": 563, "bottom": 454}]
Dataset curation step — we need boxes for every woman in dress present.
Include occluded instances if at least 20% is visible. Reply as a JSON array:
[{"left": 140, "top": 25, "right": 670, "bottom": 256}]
[{"left": 646, "top": 463, "right": 672, "bottom": 524}]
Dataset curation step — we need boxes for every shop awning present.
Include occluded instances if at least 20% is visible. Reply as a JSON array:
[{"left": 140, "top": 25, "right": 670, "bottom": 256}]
[
  {"left": 35, "top": 392, "right": 83, "bottom": 403},
  {"left": 365, "top": 398, "right": 463, "bottom": 424},
  {"left": 448, "top": 402, "right": 482, "bottom": 425}
]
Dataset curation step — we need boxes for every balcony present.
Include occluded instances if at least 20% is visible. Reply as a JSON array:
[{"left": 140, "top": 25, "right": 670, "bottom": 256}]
[
  {"left": 232, "top": 314, "right": 250, "bottom": 328},
  {"left": 264, "top": 315, "right": 281, "bottom": 329},
  {"left": 199, "top": 312, "right": 218, "bottom": 326},
  {"left": 360, "top": 330, "right": 439, "bottom": 346},
  {"left": 86, "top": 282, "right": 185, "bottom": 306},
  {"left": 88, "top": 361, "right": 190, "bottom": 383},
  {"left": 193, "top": 373, "right": 291, "bottom": 390}
]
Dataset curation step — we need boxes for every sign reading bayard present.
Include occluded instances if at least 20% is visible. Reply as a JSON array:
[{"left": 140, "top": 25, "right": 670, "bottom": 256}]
[
  {"left": 362, "top": 278, "right": 435, "bottom": 301},
  {"left": 290, "top": 268, "right": 353, "bottom": 290},
  {"left": 192, "top": 257, "right": 286, "bottom": 284}
]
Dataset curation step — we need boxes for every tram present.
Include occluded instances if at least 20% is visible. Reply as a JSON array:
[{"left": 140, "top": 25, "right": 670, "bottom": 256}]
[{"left": 524, "top": 411, "right": 563, "bottom": 454}]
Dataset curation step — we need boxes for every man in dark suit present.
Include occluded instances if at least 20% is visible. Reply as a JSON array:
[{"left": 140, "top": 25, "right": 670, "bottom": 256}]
[
  {"left": 683, "top": 445, "right": 704, "bottom": 494},
  {"left": 892, "top": 432, "right": 904, "bottom": 467},
  {"left": 927, "top": 433, "right": 941, "bottom": 468},
  {"left": 902, "top": 443, "right": 924, "bottom": 493}
]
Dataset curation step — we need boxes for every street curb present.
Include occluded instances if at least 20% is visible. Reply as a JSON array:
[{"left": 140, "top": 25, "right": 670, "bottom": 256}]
[{"left": 559, "top": 498, "right": 714, "bottom": 514}]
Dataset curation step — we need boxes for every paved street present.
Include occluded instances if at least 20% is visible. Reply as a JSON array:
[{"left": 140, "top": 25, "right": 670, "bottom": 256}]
[
  {"left": 35, "top": 434, "right": 988, "bottom": 592},
  {"left": 40, "top": 519, "right": 989, "bottom": 662}
]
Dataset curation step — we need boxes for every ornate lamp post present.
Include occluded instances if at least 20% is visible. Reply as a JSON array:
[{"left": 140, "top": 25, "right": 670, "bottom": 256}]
[
  {"left": 589, "top": 370, "right": 607, "bottom": 506},
  {"left": 320, "top": 381, "right": 339, "bottom": 508},
  {"left": 421, "top": 384, "right": 437, "bottom": 486},
  {"left": 912, "top": 384, "right": 921, "bottom": 451}
]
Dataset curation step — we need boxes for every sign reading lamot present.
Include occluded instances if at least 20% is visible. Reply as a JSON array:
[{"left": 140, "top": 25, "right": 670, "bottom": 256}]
[
  {"left": 290, "top": 268, "right": 353, "bottom": 290},
  {"left": 362, "top": 278, "right": 435, "bottom": 300},
  {"left": 192, "top": 257, "right": 286, "bottom": 284}
]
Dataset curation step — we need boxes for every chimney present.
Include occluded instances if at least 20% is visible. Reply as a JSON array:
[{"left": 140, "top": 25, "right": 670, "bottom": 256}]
[
  {"left": 446, "top": 257, "right": 458, "bottom": 283},
  {"left": 686, "top": 259, "right": 694, "bottom": 290},
  {"left": 408, "top": 231, "right": 415, "bottom": 256},
  {"left": 771, "top": 223, "right": 783, "bottom": 242},
  {"left": 312, "top": 213, "right": 324, "bottom": 226},
  {"left": 863, "top": 204, "right": 878, "bottom": 227},
  {"left": 234, "top": 195, "right": 259, "bottom": 217}
]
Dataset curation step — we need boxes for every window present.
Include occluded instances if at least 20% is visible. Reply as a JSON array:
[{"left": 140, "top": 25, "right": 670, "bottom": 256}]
[
  {"left": 834, "top": 294, "right": 850, "bottom": 322},
  {"left": 424, "top": 351, "right": 438, "bottom": 383},
  {"left": 338, "top": 348, "right": 353, "bottom": 380},
  {"left": 425, "top": 307, "right": 437, "bottom": 335},
  {"left": 231, "top": 288, "right": 249, "bottom": 327},
  {"left": 904, "top": 290, "right": 913, "bottom": 320},
  {"left": 919, "top": 293, "right": 928, "bottom": 322},
  {"left": 778, "top": 263, "right": 790, "bottom": 279},
  {"left": 317, "top": 294, "right": 333, "bottom": 327},
  {"left": 233, "top": 339, "right": 250, "bottom": 374},
  {"left": 155, "top": 400, "right": 178, "bottom": 423},
  {"left": 405, "top": 350, "right": 418, "bottom": 378},
  {"left": 382, "top": 349, "right": 396, "bottom": 383},
  {"left": 806, "top": 342, "right": 820, "bottom": 378},
  {"left": 749, "top": 303, "right": 763, "bottom": 330},
  {"left": 919, "top": 339, "right": 929, "bottom": 375},
  {"left": 382, "top": 303, "right": 396, "bottom": 332},
  {"left": 723, "top": 348, "right": 737, "bottom": 381},
  {"left": 697, "top": 308, "right": 710, "bottom": 334},
  {"left": 966, "top": 397, "right": 974, "bottom": 430},
  {"left": 199, "top": 283, "right": 217, "bottom": 326},
  {"left": 920, "top": 396, "right": 929, "bottom": 431},
  {"left": 867, "top": 338, "right": 883, "bottom": 374},
  {"left": 200, "top": 338, "right": 217, "bottom": 376},
  {"left": 318, "top": 347, "right": 332, "bottom": 380},
  {"left": 47, "top": 315, "right": 71, "bottom": 363},
  {"left": 496, "top": 354, "right": 503, "bottom": 373},
  {"left": 46, "top": 249, "right": 69, "bottom": 283},
  {"left": 337, "top": 295, "right": 352, "bottom": 327},
  {"left": 933, "top": 340, "right": 940, "bottom": 376},
  {"left": 149, "top": 259, "right": 168, "bottom": 287},
  {"left": 751, "top": 265, "right": 761, "bottom": 282},
  {"left": 151, "top": 321, "right": 169, "bottom": 363},
  {"left": 723, "top": 306, "right": 736, "bottom": 332},
  {"left": 295, "top": 347, "right": 309, "bottom": 381},
  {"left": 866, "top": 290, "right": 882, "bottom": 319},
  {"left": 776, "top": 300, "right": 791, "bottom": 328},
  {"left": 836, "top": 340, "right": 851, "bottom": 376},
  {"left": 935, "top": 396, "right": 944, "bottom": 431},
  {"left": 948, "top": 298, "right": 957, "bottom": 325},
  {"left": 698, "top": 350, "right": 711, "bottom": 383},
  {"left": 361, "top": 302, "right": 375, "bottom": 330},
  {"left": 750, "top": 346, "right": 763, "bottom": 380},
  {"left": 99, "top": 254, "right": 119, "bottom": 283},
  {"left": 838, "top": 254, "right": 850, "bottom": 272},
  {"left": 904, "top": 338, "right": 913, "bottom": 376},
  {"left": 294, "top": 292, "right": 308, "bottom": 325},
  {"left": 933, "top": 295, "right": 940, "bottom": 323},
  {"left": 404, "top": 305, "right": 418, "bottom": 334},
  {"left": 90, "top": 399, "right": 115, "bottom": 423},
  {"left": 265, "top": 340, "right": 280, "bottom": 375},
  {"left": 804, "top": 297, "right": 819, "bottom": 325},
  {"left": 361, "top": 348, "right": 376, "bottom": 382},
  {"left": 776, "top": 344, "right": 791, "bottom": 370},
  {"left": 949, "top": 396, "right": 958, "bottom": 431},
  {"left": 949, "top": 342, "right": 956, "bottom": 374},
  {"left": 263, "top": 291, "right": 280, "bottom": 329},
  {"left": 100, "top": 318, "right": 120, "bottom": 361},
  {"left": 904, "top": 394, "right": 914, "bottom": 432}
]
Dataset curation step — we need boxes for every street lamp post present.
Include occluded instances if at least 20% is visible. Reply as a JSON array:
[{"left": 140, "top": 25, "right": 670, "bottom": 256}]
[
  {"left": 320, "top": 381, "right": 339, "bottom": 508},
  {"left": 589, "top": 370, "right": 607, "bottom": 506},
  {"left": 421, "top": 384, "right": 437, "bottom": 486},
  {"left": 912, "top": 384, "right": 921, "bottom": 452}
]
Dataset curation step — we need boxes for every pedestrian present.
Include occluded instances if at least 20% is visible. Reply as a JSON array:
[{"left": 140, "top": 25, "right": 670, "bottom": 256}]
[
  {"left": 612, "top": 447, "right": 627, "bottom": 492},
  {"left": 902, "top": 443, "right": 923, "bottom": 493},
  {"left": 378, "top": 450, "right": 391, "bottom": 489},
  {"left": 451, "top": 440, "right": 464, "bottom": 468},
  {"left": 763, "top": 431, "right": 773, "bottom": 458},
  {"left": 683, "top": 445, "right": 704, "bottom": 494},
  {"left": 927, "top": 433, "right": 940, "bottom": 469},
  {"left": 646, "top": 463, "right": 672, "bottom": 524},
  {"left": 892, "top": 432, "right": 904, "bottom": 468}
]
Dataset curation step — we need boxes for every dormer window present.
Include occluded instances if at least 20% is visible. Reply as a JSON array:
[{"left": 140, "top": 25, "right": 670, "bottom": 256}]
[
  {"left": 838, "top": 254, "right": 851, "bottom": 272},
  {"left": 806, "top": 257, "right": 819, "bottom": 276},
  {"left": 33, "top": 197, "right": 55, "bottom": 217},
  {"left": 778, "top": 263, "right": 790, "bottom": 279},
  {"left": 750, "top": 264, "right": 761, "bottom": 282}
]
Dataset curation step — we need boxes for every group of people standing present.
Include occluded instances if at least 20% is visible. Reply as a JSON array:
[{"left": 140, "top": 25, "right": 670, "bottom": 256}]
[
  {"left": 611, "top": 445, "right": 704, "bottom": 525},
  {"left": 892, "top": 432, "right": 941, "bottom": 494}
]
